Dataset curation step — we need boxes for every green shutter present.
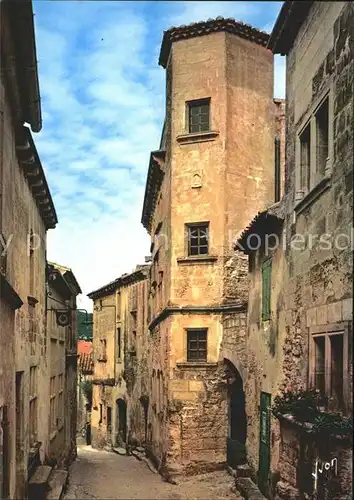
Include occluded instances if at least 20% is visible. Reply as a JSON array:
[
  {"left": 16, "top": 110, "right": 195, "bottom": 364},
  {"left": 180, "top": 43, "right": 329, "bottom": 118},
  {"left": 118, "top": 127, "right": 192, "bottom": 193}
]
[{"left": 262, "top": 259, "right": 272, "bottom": 320}]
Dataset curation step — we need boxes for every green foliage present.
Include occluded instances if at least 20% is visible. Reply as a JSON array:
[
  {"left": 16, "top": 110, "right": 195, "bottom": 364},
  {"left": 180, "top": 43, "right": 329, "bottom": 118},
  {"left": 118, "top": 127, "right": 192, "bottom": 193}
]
[
  {"left": 77, "top": 311, "right": 93, "bottom": 340},
  {"left": 272, "top": 388, "right": 320, "bottom": 422},
  {"left": 312, "top": 413, "right": 353, "bottom": 438},
  {"left": 80, "top": 380, "right": 92, "bottom": 406},
  {"left": 273, "top": 387, "right": 353, "bottom": 439}
]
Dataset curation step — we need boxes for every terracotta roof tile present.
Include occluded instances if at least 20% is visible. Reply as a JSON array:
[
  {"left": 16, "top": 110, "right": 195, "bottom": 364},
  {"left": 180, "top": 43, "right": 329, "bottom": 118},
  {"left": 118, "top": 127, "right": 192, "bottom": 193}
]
[
  {"left": 78, "top": 352, "right": 94, "bottom": 374},
  {"left": 78, "top": 340, "right": 93, "bottom": 355},
  {"left": 159, "top": 17, "right": 269, "bottom": 68}
]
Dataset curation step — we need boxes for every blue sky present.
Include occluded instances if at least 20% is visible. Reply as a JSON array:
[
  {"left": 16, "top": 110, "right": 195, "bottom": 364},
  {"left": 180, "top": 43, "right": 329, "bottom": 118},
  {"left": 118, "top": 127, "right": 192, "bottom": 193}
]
[{"left": 33, "top": 1, "right": 285, "bottom": 311}]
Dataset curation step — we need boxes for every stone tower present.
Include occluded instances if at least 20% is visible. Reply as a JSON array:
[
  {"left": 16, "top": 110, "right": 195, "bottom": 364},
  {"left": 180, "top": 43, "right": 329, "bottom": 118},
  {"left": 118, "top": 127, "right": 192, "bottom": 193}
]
[{"left": 142, "top": 17, "right": 278, "bottom": 475}]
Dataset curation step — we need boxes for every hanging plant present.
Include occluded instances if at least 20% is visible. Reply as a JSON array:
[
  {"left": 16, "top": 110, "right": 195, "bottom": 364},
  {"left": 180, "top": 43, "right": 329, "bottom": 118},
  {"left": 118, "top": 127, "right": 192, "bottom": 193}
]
[
  {"left": 272, "top": 388, "right": 320, "bottom": 422},
  {"left": 272, "top": 387, "right": 353, "bottom": 439}
]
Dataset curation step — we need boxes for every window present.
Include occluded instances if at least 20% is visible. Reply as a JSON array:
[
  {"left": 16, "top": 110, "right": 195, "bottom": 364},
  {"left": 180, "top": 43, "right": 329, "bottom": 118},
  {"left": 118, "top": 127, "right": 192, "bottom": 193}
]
[
  {"left": 29, "top": 366, "right": 38, "bottom": 445},
  {"left": 187, "top": 329, "right": 207, "bottom": 362},
  {"left": 315, "top": 97, "right": 329, "bottom": 177},
  {"left": 297, "top": 92, "right": 332, "bottom": 198},
  {"left": 117, "top": 327, "right": 121, "bottom": 359},
  {"left": 310, "top": 324, "right": 349, "bottom": 412},
  {"left": 107, "top": 406, "right": 112, "bottom": 431},
  {"left": 274, "top": 136, "right": 281, "bottom": 202},
  {"left": 261, "top": 259, "right": 272, "bottom": 321},
  {"left": 50, "top": 376, "right": 56, "bottom": 433},
  {"left": 99, "top": 404, "right": 103, "bottom": 424},
  {"left": 187, "top": 223, "right": 209, "bottom": 256},
  {"left": 300, "top": 124, "right": 311, "bottom": 193},
  {"left": 187, "top": 99, "right": 210, "bottom": 133},
  {"left": 99, "top": 339, "right": 107, "bottom": 361},
  {"left": 58, "top": 374, "right": 64, "bottom": 427}
]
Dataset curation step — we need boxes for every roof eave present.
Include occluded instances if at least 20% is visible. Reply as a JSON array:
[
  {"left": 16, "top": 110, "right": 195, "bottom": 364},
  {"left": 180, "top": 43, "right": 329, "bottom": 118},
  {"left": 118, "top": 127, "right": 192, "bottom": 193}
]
[
  {"left": 5, "top": 0, "right": 42, "bottom": 132},
  {"left": 235, "top": 211, "right": 284, "bottom": 255},
  {"left": 267, "top": 1, "right": 314, "bottom": 55},
  {"left": 141, "top": 151, "right": 165, "bottom": 232}
]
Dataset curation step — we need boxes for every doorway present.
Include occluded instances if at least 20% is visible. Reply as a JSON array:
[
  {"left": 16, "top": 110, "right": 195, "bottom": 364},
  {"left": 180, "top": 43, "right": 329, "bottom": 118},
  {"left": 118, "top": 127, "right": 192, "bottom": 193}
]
[
  {"left": 139, "top": 396, "right": 149, "bottom": 444},
  {"left": 15, "top": 372, "right": 25, "bottom": 498},
  {"left": 258, "top": 392, "right": 271, "bottom": 495},
  {"left": 225, "top": 359, "right": 247, "bottom": 468},
  {"left": 116, "top": 399, "right": 127, "bottom": 444}
]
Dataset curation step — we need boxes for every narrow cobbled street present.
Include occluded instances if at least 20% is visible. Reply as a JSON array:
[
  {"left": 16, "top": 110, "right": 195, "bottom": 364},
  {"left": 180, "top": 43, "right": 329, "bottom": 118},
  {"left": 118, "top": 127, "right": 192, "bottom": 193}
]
[{"left": 63, "top": 443, "right": 243, "bottom": 500}]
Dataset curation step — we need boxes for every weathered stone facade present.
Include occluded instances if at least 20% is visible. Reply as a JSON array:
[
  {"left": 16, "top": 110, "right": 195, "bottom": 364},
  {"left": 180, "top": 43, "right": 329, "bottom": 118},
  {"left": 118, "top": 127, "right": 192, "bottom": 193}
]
[
  {"left": 140, "top": 18, "right": 284, "bottom": 476},
  {"left": 88, "top": 267, "right": 149, "bottom": 450},
  {"left": 77, "top": 340, "right": 93, "bottom": 435},
  {"left": 46, "top": 262, "right": 81, "bottom": 467},
  {"left": 0, "top": 1, "right": 57, "bottom": 496},
  {"left": 234, "top": 2, "right": 353, "bottom": 498},
  {"left": 0, "top": 2, "right": 82, "bottom": 497}
]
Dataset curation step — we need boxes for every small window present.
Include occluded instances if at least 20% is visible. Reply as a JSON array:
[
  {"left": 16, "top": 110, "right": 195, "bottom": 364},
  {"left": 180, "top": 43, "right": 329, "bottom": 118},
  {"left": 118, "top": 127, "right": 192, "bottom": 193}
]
[
  {"left": 117, "top": 328, "right": 121, "bottom": 359},
  {"left": 300, "top": 124, "right": 311, "bottom": 193},
  {"left": 187, "top": 223, "right": 209, "bottom": 256},
  {"left": 107, "top": 406, "right": 112, "bottom": 430},
  {"left": 99, "top": 404, "right": 103, "bottom": 424},
  {"left": 261, "top": 259, "right": 272, "bottom": 321},
  {"left": 188, "top": 99, "right": 210, "bottom": 133},
  {"left": 99, "top": 339, "right": 107, "bottom": 361},
  {"left": 187, "top": 329, "right": 207, "bottom": 362},
  {"left": 311, "top": 330, "right": 345, "bottom": 411},
  {"left": 315, "top": 97, "right": 329, "bottom": 177}
]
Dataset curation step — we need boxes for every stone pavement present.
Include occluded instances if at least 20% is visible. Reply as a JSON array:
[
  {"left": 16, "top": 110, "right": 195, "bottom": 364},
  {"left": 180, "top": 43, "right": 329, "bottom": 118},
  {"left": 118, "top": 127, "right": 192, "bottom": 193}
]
[{"left": 63, "top": 443, "right": 244, "bottom": 499}]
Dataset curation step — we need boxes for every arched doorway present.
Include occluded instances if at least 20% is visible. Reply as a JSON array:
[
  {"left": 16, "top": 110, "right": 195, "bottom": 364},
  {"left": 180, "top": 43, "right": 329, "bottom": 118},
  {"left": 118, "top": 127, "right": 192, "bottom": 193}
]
[
  {"left": 225, "top": 359, "right": 247, "bottom": 468},
  {"left": 116, "top": 399, "right": 127, "bottom": 445}
]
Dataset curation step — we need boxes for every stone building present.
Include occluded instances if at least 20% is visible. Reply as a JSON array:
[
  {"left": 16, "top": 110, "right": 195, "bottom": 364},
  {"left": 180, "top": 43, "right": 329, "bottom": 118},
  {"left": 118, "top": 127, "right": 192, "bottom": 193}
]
[
  {"left": 140, "top": 17, "right": 285, "bottom": 476},
  {"left": 235, "top": 2, "right": 353, "bottom": 498},
  {"left": 46, "top": 262, "right": 81, "bottom": 466},
  {"left": 77, "top": 340, "right": 94, "bottom": 435},
  {"left": 88, "top": 266, "right": 149, "bottom": 449},
  {"left": 0, "top": 0, "right": 58, "bottom": 497}
]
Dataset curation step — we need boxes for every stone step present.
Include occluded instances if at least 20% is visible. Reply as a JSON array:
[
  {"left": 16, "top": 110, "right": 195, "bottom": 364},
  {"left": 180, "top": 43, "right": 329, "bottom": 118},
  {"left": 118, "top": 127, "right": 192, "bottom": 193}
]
[
  {"left": 131, "top": 449, "right": 145, "bottom": 461},
  {"left": 28, "top": 465, "right": 52, "bottom": 500},
  {"left": 46, "top": 469, "right": 68, "bottom": 500},
  {"left": 236, "top": 477, "right": 266, "bottom": 500},
  {"left": 112, "top": 446, "right": 127, "bottom": 456},
  {"left": 236, "top": 464, "right": 253, "bottom": 478}
]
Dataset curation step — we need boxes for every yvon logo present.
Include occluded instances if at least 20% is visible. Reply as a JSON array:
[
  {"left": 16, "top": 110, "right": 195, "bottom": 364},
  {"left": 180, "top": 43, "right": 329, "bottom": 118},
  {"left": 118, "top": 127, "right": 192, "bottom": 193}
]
[{"left": 312, "top": 457, "right": 338, "bottom": 493}]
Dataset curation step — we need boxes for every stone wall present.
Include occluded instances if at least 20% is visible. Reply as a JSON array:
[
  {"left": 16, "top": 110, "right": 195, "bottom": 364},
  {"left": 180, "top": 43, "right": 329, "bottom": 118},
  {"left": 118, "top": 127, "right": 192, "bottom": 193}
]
[
  {"left": 1, "top": 69, "right": 50, "bottom": 498},
  {"left": 144, "top": 25, "right": 277, "bottom": 476},
  {"left": 275, "top": 418, "right": 352, "bottom": 500},
  {"left": 273, "top": 3, "right": 353, "bottom": 498}
]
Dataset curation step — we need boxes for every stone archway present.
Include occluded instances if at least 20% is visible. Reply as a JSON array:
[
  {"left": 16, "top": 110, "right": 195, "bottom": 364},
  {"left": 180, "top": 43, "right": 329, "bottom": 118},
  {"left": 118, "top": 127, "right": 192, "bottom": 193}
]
[{"left": 224, "top": 358, "right": 247, "bottom": 468}]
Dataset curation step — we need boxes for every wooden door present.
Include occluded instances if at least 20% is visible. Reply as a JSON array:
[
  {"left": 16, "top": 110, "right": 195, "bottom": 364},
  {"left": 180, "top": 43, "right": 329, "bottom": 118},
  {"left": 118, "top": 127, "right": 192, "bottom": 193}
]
[{"left": 258, "top": 392, "right": 271, "bottom": 495}]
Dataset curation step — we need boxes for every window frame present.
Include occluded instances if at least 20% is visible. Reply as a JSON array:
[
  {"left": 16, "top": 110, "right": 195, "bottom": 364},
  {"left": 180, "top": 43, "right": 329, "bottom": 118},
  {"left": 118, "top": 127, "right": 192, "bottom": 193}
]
[
  {"left": 186, "top": 328, "right": 208, "bottom": 362},
  {"left": 261, "top": 258, "right": 272, "bottom": 321},
  {"left": 186, "top": 222, "right": 209, "bottom": 257},
  {"left": 186, "top": 98, "right": 211, "bottom": 134},
  {"left": 309, "top": 322, "right": 350, "bottom": 414},
  {"left": 295, "top": 87, "right": 334, "bottom": 202},
  {"left": 29, "top": 366, "right": 38, "bottom": 445},
  {"left": 98, "top": 338, "right": 107, "bottom": 362}
]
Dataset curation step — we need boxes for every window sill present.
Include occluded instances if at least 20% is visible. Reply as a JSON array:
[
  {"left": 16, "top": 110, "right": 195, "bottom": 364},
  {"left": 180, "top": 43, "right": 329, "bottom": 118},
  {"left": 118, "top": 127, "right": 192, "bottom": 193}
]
[
  {"left": 294, "top": 175, "right": 331, "bottom": 215},
  {"left": 176, "top": 130, "right": 219, "bottom": 145},
  {"left": 177, "top": 255, "right": 218, "bottom": 265},
  {"left": 176, "top": 362, "right": 217, "bottom": 370}
]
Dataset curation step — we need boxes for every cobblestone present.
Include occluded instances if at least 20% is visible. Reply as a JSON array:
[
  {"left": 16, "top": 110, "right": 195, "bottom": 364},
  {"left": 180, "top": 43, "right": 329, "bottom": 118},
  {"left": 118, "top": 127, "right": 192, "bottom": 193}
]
[{"left": 63, "top": 444, "right": 244, "bottom": 499}]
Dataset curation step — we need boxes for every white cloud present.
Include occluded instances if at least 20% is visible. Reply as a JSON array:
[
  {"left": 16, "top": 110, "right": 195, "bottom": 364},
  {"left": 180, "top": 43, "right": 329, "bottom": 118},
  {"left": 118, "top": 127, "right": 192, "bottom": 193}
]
[{"left": 33, "top": 1, "right": 284, "bottom": 312}]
